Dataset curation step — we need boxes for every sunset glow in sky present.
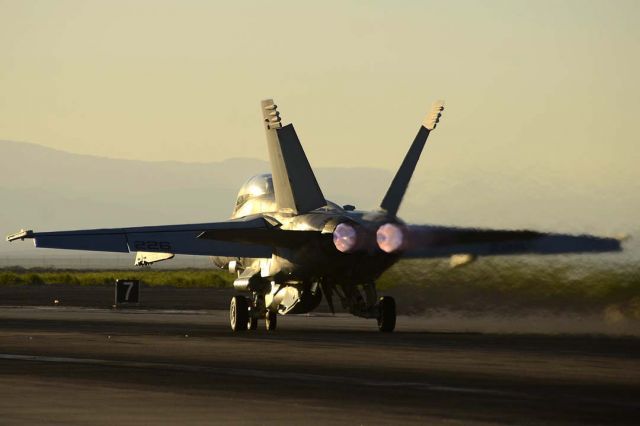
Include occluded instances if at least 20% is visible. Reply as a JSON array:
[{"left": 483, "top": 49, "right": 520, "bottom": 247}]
[{"left": 1, "top": 1, "right": 637, "bottom": 164}]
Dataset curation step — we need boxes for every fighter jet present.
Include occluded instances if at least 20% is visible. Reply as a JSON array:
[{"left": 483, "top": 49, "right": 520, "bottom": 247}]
[{"left": 7, "top": 99, "right": 623, "bottom": 332}]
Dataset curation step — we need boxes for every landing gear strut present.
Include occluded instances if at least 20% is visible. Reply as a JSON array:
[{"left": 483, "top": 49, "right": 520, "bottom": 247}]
[
  {"left": 247, "top": 315, "right": 258, "bottom": 330},
  {"left": 265, "top": 310, "right": 277, "bottom": 331},
  {"left": 377, "top": 296, "right": 396, "bottom": 332}
]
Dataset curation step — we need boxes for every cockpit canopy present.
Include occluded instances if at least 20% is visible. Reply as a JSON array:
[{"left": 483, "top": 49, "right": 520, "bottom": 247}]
[
  {"left": 235, "top": 174, "right": 274, "bottom": 209},
  {"left": 232, "top": 172, "right": 337, "bottom": 218}
]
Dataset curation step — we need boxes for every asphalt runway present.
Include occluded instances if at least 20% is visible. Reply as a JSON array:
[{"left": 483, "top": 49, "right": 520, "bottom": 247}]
[{"left": 0, "top": 307, "right": 639, "bottom": 425}]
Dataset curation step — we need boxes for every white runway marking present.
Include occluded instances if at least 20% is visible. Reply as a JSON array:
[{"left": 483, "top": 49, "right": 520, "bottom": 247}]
[{"left": 0, "top": 352, "right": 515, "bottom": 397}]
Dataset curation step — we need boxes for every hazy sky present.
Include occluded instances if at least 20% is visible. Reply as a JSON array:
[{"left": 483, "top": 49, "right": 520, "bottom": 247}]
[{"left": 1, "top": 0, "right": 638, "bottom": 179}]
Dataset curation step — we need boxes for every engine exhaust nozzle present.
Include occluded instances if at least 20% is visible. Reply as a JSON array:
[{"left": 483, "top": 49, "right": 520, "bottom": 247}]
[
  {"left": 333, "top": 223, "right": 359, "bottom": 253},
  {"left": 376, "top": 223, "right": 405, "bottom": 253}
]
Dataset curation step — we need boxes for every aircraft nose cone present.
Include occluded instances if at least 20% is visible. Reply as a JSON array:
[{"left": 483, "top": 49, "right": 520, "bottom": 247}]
[{"left": 376, "top": 223, "right": 405, "bottom": 253}]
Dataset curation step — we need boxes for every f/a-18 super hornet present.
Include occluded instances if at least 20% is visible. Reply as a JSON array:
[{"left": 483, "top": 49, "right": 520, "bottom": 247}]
[{"left": 7, "top": 99, "right": 623, "bottom": 332}]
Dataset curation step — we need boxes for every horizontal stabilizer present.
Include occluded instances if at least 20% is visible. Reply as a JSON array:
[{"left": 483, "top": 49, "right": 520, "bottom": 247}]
[{"left": 403, "top": 225, "right": 623, "bottom": 258}]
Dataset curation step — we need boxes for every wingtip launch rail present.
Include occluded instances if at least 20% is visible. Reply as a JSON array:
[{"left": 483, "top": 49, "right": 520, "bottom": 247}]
[{"left": 6, "top": 229, "right": 34, "bottom": 242}]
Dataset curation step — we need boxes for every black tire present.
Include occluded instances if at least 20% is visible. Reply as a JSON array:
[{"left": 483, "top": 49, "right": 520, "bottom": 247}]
[
  {"left": 265, "top": 310, "right": 278, "bottom": 331},
  {"left": 377, "top": 296, "right": 396, "bottom": 332},
  {"left": 248, "top": 316, "right": 258, "bottom": 330},
  {"left": 230, "top": 295, "right": 249, "bottom": 332}
]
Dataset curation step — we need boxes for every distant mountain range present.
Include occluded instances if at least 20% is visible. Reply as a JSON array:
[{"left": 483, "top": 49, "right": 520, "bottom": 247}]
[
  {"left": 1, "top": 140, "right": 636, "bottom": 261},
  {"left": 0, "top": 140, "right": 392, "bottom": 255}
]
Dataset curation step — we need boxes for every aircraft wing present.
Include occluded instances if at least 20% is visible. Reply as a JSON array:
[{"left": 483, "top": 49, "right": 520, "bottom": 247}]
[
  {"left": 403, "top": 225, "right": 623, "bottom": 259},
  {"left": 6, "top": 216, "right": 274, "bottom": 258}
]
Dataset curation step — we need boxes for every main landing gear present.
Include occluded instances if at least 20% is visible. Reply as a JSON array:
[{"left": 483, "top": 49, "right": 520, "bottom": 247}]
[
  {"left": 229, "top": 296, "right": 249, "bottom": 332},
  {"left": 229, "top": 295, "right": 277, "bottom": 332},
  {"left": 229, "top": 289, "right": 396, "bottom": 332},
  {"left": 330, "top": 281, "right": 397, "bottom": 332}
]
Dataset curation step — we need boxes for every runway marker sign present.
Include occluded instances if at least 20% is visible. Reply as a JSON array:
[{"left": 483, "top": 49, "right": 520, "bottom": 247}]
[{"left": 115, "top": 279, "right": 140, "bottom": 305}]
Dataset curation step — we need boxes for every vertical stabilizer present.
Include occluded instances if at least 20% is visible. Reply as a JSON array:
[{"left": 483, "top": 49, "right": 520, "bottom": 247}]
[
  {"left": 380, "top": 100, "right": 444, "bottom": 216},
  {"left": 261, "top": 99, "right": 326, "bottom": 215}
]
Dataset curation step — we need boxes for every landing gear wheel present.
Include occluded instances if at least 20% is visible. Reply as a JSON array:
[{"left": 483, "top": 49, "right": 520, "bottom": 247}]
[
  {"left": 247, "top": 316, "right": 258, "bottom": 330},
  {"left": 377, "top": 296, "right": 396, "bottom": 332},
  {"left": 265, "top": 310, "right": 277, "bottom": 331},
  {"left": 229, "top": 295, "right": 249, "bottom": 332}
]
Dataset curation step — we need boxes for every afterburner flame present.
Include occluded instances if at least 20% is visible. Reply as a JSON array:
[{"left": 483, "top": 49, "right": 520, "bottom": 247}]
[
  {"left": 333, "top": 223, "right": 358, "bottom": 253},
  {"left": 376, "top": 223, "right": 405, "bottom": 253}
]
